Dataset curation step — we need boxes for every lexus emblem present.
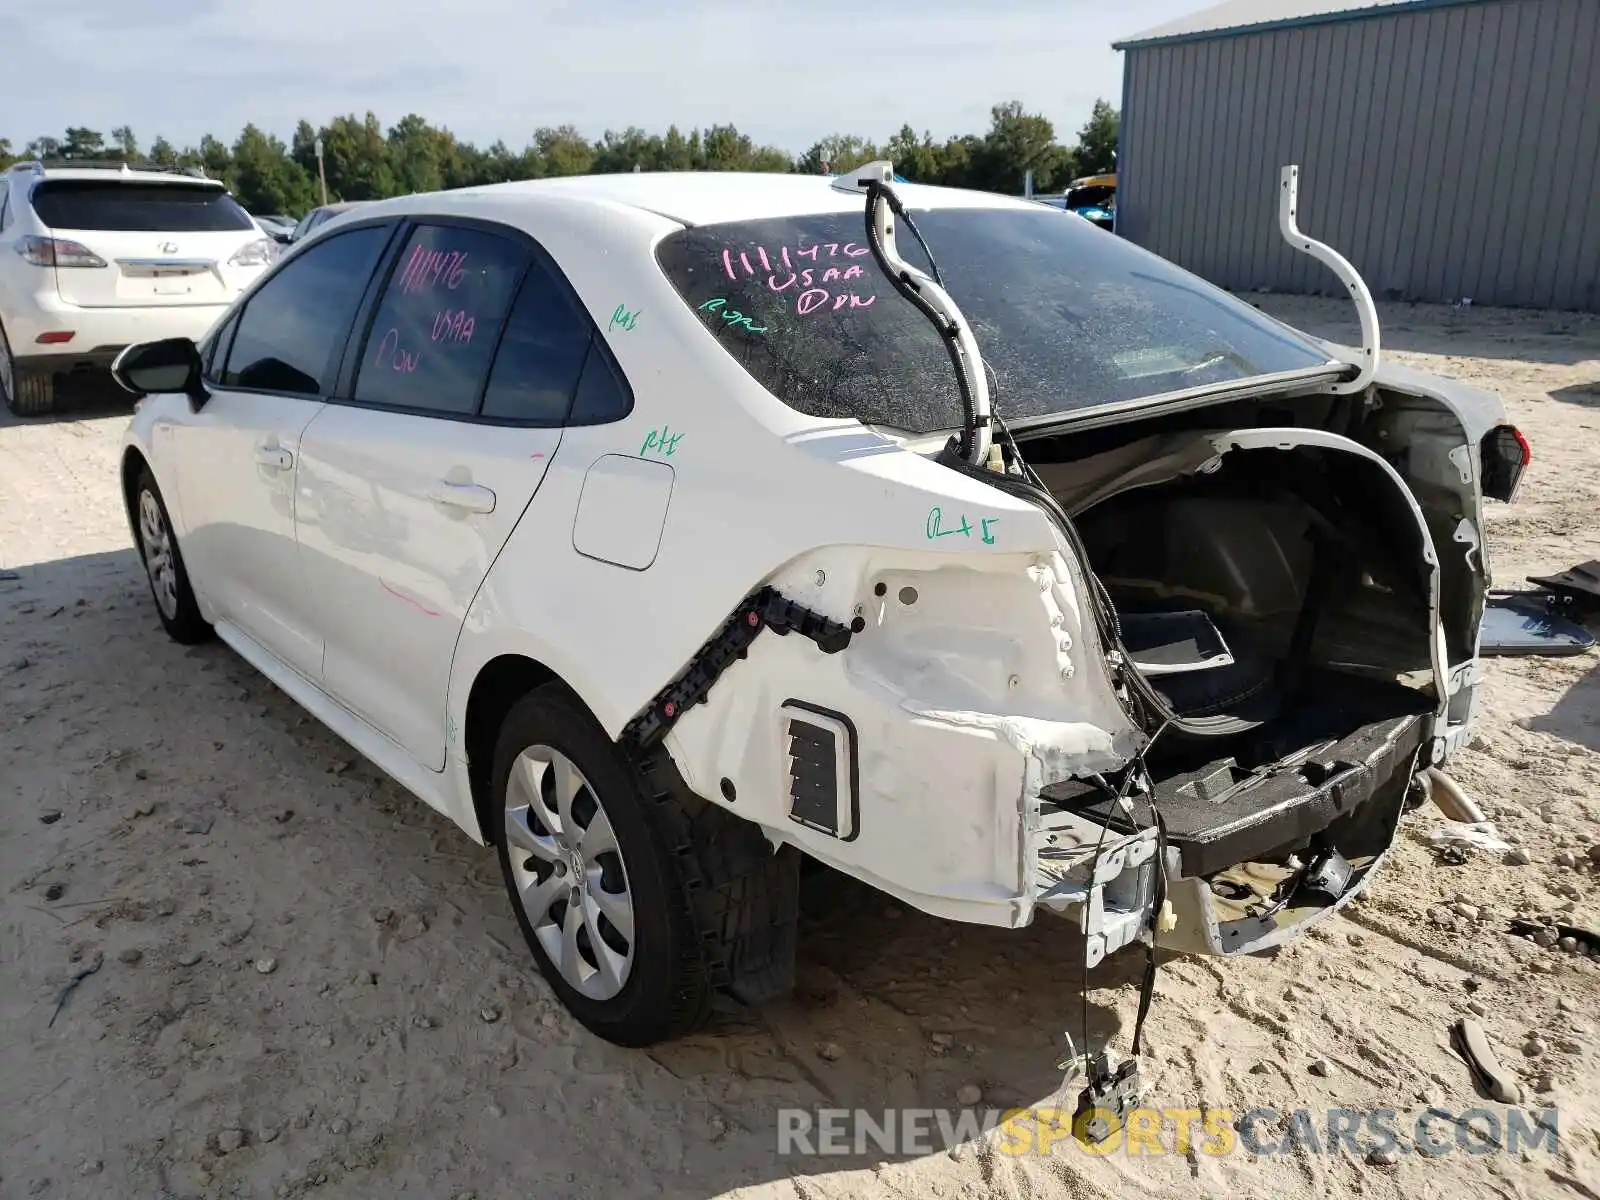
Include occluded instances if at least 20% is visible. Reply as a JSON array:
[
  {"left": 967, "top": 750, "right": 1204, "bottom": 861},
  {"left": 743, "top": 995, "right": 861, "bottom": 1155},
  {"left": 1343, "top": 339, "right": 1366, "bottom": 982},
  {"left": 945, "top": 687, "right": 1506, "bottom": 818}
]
[{"left": 160, "top": 241, "right": 179, "bottom": 254}]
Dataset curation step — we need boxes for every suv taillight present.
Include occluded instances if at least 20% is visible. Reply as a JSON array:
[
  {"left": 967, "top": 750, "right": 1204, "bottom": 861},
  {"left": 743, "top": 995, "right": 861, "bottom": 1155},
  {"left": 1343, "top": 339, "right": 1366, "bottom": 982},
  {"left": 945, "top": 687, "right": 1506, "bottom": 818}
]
[
  {"left": 228, "top": 237, "right": 277, "bottom": 267},
  {"left": 16, "top": 235, "right": 108, "bottom": 268},
  {"left": 1480, "top": 424, "right": 1531, "bottom": 502}
]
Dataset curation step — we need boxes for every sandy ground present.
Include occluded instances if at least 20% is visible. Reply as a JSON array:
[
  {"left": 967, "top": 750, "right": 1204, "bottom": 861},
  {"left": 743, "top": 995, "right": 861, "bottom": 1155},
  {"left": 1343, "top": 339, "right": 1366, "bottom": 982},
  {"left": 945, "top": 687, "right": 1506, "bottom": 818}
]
[{"left": 2, "top": 296, "right": 1598, "bottom": 1200}]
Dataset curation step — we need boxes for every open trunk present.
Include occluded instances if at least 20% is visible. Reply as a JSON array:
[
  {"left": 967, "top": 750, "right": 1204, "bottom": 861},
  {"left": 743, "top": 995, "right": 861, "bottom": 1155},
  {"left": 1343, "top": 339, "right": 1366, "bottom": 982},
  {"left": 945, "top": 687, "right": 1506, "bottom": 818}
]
[{"left": 1020, "top": 387, "right": 1473, "bottom": 955}]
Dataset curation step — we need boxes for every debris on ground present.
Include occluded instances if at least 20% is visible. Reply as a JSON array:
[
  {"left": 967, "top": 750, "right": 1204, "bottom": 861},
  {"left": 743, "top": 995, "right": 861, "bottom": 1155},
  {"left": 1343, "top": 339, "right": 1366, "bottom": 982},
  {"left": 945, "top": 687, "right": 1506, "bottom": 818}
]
[{"left": 1451, "top": 1018, "right": 1520, "bottom": 1103}]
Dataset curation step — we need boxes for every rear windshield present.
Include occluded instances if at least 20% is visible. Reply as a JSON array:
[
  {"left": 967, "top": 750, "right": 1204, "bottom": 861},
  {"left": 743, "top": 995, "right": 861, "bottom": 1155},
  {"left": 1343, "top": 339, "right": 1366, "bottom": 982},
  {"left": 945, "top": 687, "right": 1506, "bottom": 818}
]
[
  {"left": 654, "top": 207, "right": 1334, "bottom": 434},
  {"left": 31, "top": 181, "right": 255, "bottom": 232}
]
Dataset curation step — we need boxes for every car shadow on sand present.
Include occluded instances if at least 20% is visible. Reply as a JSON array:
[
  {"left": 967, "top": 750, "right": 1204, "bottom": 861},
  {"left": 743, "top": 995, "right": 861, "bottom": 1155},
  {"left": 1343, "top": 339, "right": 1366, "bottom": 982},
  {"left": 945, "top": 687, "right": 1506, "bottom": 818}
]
[
  {"left": 1, "top": 547, "right": 1134, "bottom": 1197},
  {"left": 1524, "top": 653, "right": 1600, "bottom": 753},
  {"left": 1546, "top": 382, "right": 1600, "bottom": 409},
  {"left": 1, "top": 373, "right": 135, "bottom": 430}
]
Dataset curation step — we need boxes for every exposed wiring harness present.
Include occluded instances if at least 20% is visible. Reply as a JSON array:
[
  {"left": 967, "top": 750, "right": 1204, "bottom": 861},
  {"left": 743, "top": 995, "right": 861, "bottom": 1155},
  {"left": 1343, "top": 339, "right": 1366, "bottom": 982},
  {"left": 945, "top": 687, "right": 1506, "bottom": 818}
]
[{"left": 938, "top": 423, "right": 1214, "bottom": 740}]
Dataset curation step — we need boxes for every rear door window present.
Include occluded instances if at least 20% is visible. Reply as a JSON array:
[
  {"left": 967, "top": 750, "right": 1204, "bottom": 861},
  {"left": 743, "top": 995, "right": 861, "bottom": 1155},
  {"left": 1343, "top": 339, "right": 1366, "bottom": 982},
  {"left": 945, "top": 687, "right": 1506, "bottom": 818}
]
[
  {"left": 478, "top": 254, "right": 620, "bottom": 425},
  {"left": 223, "top": 224, "right": 390, "bottom": 395},
  {"left": 30, "top": 181, "right": 256, "bottom": 232},
  {"left": 351, "top": 223, "right": 529, "bottom": 417}
]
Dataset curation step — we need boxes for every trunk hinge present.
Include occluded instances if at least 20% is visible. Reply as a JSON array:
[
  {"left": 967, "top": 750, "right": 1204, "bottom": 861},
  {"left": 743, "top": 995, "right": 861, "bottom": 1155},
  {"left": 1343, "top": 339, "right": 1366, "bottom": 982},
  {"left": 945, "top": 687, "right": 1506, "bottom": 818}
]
[{"left": 1279, "top": 164, "right": 1380, "bottom": 395}]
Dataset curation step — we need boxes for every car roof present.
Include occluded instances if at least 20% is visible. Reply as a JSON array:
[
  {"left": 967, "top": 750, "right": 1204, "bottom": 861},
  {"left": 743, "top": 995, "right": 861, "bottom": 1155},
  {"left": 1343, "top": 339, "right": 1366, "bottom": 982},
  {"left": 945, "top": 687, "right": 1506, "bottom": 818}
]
[
  {"left": 6, "top": 161, "right": 223, "bottom": 187},
  {"left": 372, "top": 171, "right": 1043, "bottom": 228}
]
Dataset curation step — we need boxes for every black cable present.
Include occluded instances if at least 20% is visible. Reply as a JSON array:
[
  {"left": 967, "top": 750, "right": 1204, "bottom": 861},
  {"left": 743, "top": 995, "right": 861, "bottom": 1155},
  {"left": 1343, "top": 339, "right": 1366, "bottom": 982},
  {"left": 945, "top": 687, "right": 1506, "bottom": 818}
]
[{"left": 898, "top": 206, "right": 944, "bottom": 288}]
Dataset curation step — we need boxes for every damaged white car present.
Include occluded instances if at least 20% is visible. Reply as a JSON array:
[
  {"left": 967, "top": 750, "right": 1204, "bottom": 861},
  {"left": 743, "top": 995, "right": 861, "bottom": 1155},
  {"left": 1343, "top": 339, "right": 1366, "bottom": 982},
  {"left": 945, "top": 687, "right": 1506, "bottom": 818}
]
[{"left": 112, "top": 163, "right": 1530, "bottom": 1050}]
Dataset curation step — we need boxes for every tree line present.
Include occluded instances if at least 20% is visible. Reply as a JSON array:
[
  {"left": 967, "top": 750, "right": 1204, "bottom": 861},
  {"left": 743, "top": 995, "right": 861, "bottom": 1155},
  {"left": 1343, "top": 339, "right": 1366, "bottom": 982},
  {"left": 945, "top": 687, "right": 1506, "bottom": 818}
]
[{"left": 0, "top": 101, "right": 1119, "bottom": 218}]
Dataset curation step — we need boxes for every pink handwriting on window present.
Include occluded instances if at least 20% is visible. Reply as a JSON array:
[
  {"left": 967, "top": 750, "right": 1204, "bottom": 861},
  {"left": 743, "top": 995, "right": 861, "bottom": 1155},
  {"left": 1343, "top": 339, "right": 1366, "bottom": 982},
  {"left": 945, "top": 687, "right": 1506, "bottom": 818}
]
[
  {"left": 766, "top": 265, "right": 866, "bottom": 291},
  {"left": 431, "top": 309, "right": 475, "bottom": 344},
  {"left": 399, "top": 243, "right": 467, "bottom": 294},
  {"left": 721, "top": 241, "right": 868, "bottom": 281},
  {"left": 796, "top": 289, "right": 876, "bottom": 316},
  {"left": 374, "top": 327, "right": 419, "bottom": 373}
]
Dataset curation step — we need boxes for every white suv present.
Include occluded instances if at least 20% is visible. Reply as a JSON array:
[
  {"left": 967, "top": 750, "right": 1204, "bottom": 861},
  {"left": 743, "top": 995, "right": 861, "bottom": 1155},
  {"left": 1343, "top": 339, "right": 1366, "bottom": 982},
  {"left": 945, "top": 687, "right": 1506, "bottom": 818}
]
[{"left": 0, "top": 160, "right": 275, "bottom": 416}]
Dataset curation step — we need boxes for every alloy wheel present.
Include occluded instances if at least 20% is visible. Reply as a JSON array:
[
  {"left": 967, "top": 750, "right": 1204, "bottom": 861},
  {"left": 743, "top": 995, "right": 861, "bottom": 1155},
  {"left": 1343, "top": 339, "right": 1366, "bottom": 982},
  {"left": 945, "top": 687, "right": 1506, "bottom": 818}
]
[
  {"left": 137, "top": 489, "right": 179, "bottom": 620},
  {"left": 503, "top": 745, "right": 636, "bottom": 1000}
]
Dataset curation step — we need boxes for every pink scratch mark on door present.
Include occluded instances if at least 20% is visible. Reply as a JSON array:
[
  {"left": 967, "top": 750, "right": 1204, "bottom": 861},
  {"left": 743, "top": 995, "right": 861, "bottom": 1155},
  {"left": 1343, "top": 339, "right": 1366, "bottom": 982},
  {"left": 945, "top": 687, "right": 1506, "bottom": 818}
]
[
  {"left": 530, "top": 452, "right": 546, "bottom": 459},
  {"left": 380, "top": 579, "right": 442, "bottom": 618}
]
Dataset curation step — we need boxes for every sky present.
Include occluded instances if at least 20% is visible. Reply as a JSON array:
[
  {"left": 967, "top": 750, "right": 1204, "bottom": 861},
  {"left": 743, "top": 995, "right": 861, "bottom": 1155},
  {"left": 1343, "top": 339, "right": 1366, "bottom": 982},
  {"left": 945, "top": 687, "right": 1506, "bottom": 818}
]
[{"left": 0, "top": 0, "right": 1201, "bottom": 156}]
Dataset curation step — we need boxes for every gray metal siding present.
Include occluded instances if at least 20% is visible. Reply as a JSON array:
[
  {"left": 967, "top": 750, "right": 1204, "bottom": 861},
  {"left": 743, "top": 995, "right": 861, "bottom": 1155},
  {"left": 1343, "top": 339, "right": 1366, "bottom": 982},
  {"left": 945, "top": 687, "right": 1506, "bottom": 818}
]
[{"left": 1118, "top": 0, "right": 1600, "bottom": 311}]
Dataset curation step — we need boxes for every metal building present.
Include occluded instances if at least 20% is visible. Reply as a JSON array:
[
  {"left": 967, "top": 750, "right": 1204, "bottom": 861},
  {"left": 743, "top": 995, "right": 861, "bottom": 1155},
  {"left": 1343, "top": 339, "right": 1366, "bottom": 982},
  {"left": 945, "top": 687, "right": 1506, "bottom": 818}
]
[{"left": 1113, "top": 0, "right": 1600, "bottom": 311}]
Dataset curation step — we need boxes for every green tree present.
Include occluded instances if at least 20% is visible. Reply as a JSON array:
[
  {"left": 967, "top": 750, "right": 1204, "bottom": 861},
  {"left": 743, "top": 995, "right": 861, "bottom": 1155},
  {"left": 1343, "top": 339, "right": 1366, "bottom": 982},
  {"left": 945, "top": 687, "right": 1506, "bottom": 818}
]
[
  {"left": 188, "top": 134, "right": 236, "bottom": 187},
  {"left": 591, "top": 127, "right": 665, "bottom": 174},
  {"left": 318, "top": 113, "right": 397, "bottom": 200},
  {"left": 233, "top": 124, "right": 315, "bottom": 214},
  {"left": 697, "top": 124, "right": 791, "bottom": 172},
  {"left": 970, "top": 101, "right": 1070, "bottom": 194},
  {"left": 61, "top": 127, "right": 108, "bottom": 159},
  {"left": 0, "top": 138, "right": 14, "bottom": 169},
  {"left": 883, "top": 125, "right": 945, "bottom": 183},
  {"left": 2, "top": 102, "right": 1118, "bottom": 207},
  {"left": 1074, "top": 99, "right": 1119, "bottom": 175},
  {"left": 797, "top": 134, "right": 879, "bottom": 175},
  {"left": 388, "top": 113, "right": 452, "bottom": 195},
  {"left": 111, "top": 125, "right": 139, "bottom": 161},
  {"left": 534, "top": 125, "right": 594, "bottom": 177},
  {"left": 658, "top": 126, "right": 695, "bottom": 172}
]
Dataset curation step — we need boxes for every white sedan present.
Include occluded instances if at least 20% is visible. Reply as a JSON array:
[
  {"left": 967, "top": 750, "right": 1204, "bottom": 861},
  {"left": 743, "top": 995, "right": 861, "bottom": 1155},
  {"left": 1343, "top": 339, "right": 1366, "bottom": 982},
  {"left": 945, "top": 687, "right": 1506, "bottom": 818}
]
[{"left": 112, "top": 166, "right": 1526, "bottom": 1048}]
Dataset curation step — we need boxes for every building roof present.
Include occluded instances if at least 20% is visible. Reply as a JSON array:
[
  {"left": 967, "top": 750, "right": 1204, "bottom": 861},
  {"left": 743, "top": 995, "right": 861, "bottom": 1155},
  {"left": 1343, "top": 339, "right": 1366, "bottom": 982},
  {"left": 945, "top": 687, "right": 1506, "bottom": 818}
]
[{"left": 1114, "top": 0, "right": 1489, "bottom": 48}]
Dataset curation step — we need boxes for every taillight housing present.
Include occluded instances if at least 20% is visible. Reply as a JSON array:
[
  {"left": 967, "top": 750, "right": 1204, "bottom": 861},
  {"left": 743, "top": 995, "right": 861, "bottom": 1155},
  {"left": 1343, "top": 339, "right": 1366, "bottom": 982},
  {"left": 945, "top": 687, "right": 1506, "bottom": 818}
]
[
  {"left": 1480, "top": 424, "right": 1531, "bottom": 502},
  {"left": 228, "top": 237, "right": 277, "bottom": 268},
  {"left": 15, "top": 235, "right": 108, "bottom": 268}
]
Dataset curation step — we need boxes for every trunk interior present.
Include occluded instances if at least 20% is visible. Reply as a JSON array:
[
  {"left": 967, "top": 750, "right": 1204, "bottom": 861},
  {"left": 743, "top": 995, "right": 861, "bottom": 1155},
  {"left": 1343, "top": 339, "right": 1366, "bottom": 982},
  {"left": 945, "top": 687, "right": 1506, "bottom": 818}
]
[{"left": 1018, "top": 391, "right": 1448, "bottom": 891}]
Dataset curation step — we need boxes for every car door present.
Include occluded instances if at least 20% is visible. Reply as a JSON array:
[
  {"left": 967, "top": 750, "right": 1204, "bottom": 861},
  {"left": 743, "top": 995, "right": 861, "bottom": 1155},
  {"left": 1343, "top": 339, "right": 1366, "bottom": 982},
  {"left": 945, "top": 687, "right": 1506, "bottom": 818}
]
[
  {"left": 295, "top": 218, "right": 628, "bottom": 769},
  {"left": 171, "top": 222, "right": 394, "bottom": 680}
]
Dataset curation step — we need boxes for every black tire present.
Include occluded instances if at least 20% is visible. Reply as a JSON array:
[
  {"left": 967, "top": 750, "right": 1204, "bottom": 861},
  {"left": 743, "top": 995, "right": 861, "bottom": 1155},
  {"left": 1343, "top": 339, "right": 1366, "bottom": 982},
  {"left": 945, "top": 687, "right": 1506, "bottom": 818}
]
[
  {"left": 10, "top": 370, "right": 56, "bottom": 417},
  {"left": 491, "top": 685, "right": 712, "bottom": 1046},
  {"left": 132, "top": 465, "right": 213, "bottom": 644},
  {"left": 1, "top": 322, "right": 56, "bottom": 416}
]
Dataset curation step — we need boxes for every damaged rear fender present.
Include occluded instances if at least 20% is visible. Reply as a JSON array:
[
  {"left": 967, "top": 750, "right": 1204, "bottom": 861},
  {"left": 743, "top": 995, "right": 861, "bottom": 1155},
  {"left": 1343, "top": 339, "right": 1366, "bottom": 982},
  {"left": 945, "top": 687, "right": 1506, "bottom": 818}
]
[{"left": 660, "top": 543, "right": 1143, "bottom": 929}]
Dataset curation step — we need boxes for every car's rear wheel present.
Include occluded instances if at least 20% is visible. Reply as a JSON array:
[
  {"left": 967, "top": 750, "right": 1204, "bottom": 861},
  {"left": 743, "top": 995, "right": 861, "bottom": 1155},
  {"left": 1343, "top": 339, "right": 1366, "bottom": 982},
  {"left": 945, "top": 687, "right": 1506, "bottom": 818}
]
[
  {"left": 133, "top": 466, "right": 212, "bottom": 644},
  {"left": 11, "top": 371, "right": 56, "bottom": 416},
  {"left": 492, "top": 686, "right": 712, "bottom": 1047},
  {"left": 1, "top": 327, "right": 56, "bottom": 417}
]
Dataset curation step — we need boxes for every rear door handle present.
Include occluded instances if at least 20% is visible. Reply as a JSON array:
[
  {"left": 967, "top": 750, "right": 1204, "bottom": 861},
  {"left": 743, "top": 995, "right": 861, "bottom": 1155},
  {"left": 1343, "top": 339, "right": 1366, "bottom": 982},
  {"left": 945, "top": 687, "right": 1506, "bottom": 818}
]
[
  {"left": 427, "top": 481, "right": 496, "bottom": 514},
  {"left": 255, "top": 446, "right": 293, "bottom": 470}
]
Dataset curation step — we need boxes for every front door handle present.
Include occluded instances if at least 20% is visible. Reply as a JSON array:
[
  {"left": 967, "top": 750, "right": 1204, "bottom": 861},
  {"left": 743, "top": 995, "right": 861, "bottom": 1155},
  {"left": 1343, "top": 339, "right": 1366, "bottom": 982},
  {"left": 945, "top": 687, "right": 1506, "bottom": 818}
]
[
  {"left": 427, "top": 480, "right": 496, "bottom": 514},
  {"left": 255, "top": 446, "right": 293, "bottom": 470}
]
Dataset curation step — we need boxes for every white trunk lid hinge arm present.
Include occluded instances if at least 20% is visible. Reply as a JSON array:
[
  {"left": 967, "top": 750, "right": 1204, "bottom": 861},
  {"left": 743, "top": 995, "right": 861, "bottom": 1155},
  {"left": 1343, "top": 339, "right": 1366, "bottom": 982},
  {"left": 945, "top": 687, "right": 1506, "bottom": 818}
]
[
  {"left": 1278, "top": 164, "right": 1380, "bottom": 395},
  {"left": 836, "top": 160, "right": 993, "bottom": 465}
]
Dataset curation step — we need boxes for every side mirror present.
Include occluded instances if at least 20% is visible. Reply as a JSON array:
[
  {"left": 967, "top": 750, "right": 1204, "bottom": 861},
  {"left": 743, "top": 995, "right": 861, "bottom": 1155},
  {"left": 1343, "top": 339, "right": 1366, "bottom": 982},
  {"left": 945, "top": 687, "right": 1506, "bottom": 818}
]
[{"left": 112, "top": 337, "right": 206, "bottom": 401}]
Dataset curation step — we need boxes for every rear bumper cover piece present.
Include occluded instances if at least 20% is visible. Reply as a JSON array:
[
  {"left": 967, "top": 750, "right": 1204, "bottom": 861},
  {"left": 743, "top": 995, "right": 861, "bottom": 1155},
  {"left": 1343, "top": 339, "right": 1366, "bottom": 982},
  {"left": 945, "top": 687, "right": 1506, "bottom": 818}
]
[{"left": 1033, "top": 686, "right": 1433, "bottom": 961}]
